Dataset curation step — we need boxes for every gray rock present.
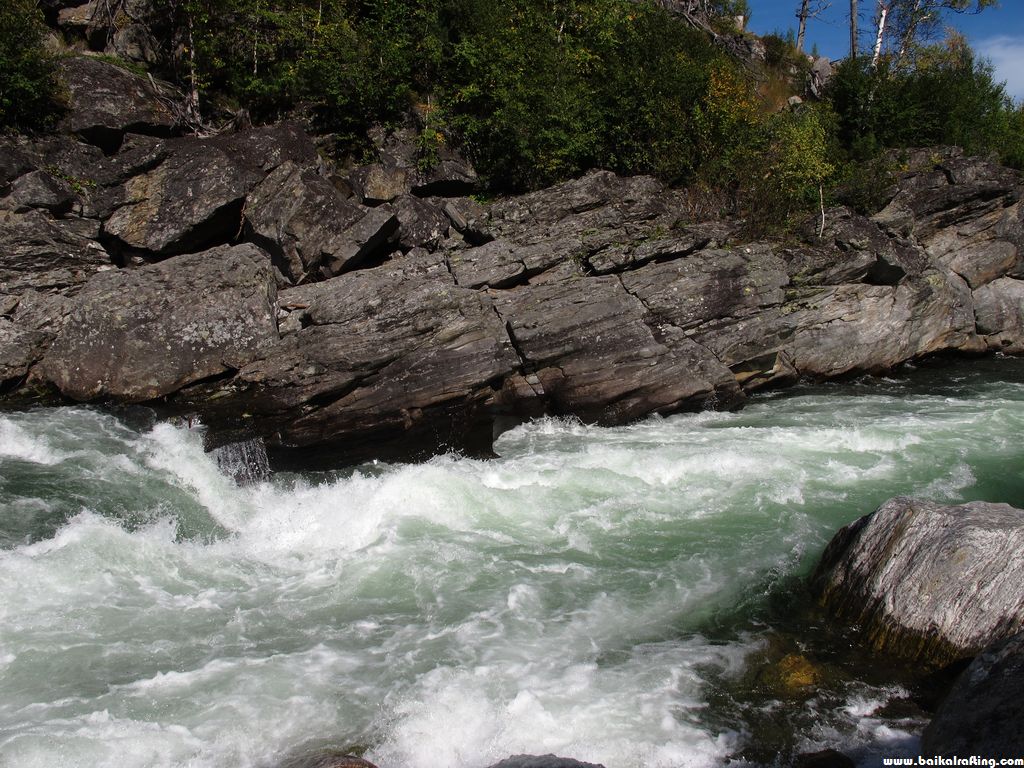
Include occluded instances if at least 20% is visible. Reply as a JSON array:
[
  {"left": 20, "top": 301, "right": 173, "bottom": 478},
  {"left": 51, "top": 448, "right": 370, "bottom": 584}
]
[
  {"left": 413, "top": 156, "right": 478, "bottom": 197},
  {"left": 59, "top": 56, "right": 178, "bottom": 153},
  {"left": 921, "top": 631, "right": 1024, "bottom": 757},
  {"left": 208, "top": 122, "right": 320, "bottom": 176},
  {"left": 102, "top": 138, "right": 262, "bottom": 257},
  {"left": 974, "top": 277, "right": 1024, "bottom": 353},
  {"left": 320, "top": 205, "right": 399, "bottom": 276},
  {"left": 0, "top": 209, "right": 111, "bottom": 294},
  {"left": 487, "top": 757, "right": 606, "bottom": 768},
  {"left": 179, "top": 252, "right": 520, "bottom": 460},
  {"left": 245, "top": 161, "right": 368, "bottom": 282},
  {"left": 2, "top": 127, "right": 1023, "bottom": 466},
  {"left": 352, "top": 164, "right": 411, "bottom": 204},
  {"left": 813, "top": 497, "right": 1024, "bottom": 664},
  {"left": 6, "top": 170, "right": 76, "bottom": 215},
  {"left": 808, "top": 56, "right": 833, "bottom": 99},
  {"left": 36, "top": 243, "right": 278, "bottom": 401},
  {"left": 0, "top": 137, "right": 40, "bottom": 192},
  {"left": 493, "top": 275, "right": 743, "bottom": 423},
  {"left": 0, "top": 318, "right": 49, "bottom": 387},
  {"left": 442, "top": 197, "right": 491, "bottom": 244},
  {"left": 392, "top": 194, "right": 449, "bottom": 251},
  {"left": 449, "top": 238, "right": 528, "bottom": 289},
  {"left": 360, "top": 125, "right": 478, "bottom": 198},
  {"left": 780, "top": 268, "right": 981, "bottom": 378}
]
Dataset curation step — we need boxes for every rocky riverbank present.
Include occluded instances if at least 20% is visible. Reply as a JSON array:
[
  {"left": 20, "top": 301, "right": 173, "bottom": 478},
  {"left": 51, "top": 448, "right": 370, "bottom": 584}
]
[
  {"left": 2, "top": 55, "right": 1023, "bottom": 466},
  {"left": 814, "top": 496, "right": 1024, "bottom": 758}
]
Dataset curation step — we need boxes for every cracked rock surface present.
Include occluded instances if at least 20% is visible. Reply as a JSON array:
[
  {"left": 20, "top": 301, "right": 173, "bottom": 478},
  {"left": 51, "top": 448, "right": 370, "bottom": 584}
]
[
  {"left": 2, "top": 61, "right": 1023, "bottom": 463},
  {"left": 812, "top": 497, "right": 1024, "bottom": 665}
]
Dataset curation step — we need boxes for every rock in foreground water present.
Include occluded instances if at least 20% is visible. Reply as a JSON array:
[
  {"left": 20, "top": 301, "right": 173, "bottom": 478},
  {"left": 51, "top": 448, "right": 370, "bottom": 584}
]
[
  {"left": 487, "top": 755, "right": 607, "bottom": 768},
  {"left": 812, "top": 497, "right": 1024, "bottom": 664},
  {"left": 922, "top": 631, "right": 1024, "bottom": 756}
]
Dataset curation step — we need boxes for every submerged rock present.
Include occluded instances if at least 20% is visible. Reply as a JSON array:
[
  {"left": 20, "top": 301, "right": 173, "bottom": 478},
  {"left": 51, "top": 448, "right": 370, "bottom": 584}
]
[
  {"left": 793, "top": 749, "right": 855, "bottom": 768},
  {"left": 211, "top": 436, "right": 270, "bottom": 485},
  {"left": 487, "top": 756, "right": 607, "bottom": 768},
  {"left": 812, "top": 497, "right": 1024, "bottom": 664},
  {"left": 922, "top": 631, "right": 1024, "bottom": 756},
  {"left": 276, "top": 752, "right": 379, "bottom": 768}
]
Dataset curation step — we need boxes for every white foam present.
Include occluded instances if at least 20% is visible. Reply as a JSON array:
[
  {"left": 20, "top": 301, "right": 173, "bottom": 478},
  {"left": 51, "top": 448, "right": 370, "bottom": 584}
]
[{"left": 0, "top": 418, "right": 67, "bottom": 465}]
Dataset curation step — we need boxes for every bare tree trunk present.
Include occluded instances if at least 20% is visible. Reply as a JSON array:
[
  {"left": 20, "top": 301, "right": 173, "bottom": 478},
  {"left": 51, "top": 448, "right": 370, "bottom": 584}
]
[
  {"left": 872, "top": 2, "right": 889, "bottom": 67},
  {"left": 797, "top": 0, "right": 810, "bottom": 52},
  {"left": 186, "top": 11, "right": 202, "bottom": 128},
  {"left": 896, "top": 0, "right": 924, "bottom": 68},
  {"left": 850, "top": 0, "right": 859, "bottom": 59}
]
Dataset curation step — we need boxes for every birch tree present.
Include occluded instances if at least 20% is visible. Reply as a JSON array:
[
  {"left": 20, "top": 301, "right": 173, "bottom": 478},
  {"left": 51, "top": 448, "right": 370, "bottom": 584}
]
[{"left": 888, "top": 0, "right": 998, "bottom": 67}]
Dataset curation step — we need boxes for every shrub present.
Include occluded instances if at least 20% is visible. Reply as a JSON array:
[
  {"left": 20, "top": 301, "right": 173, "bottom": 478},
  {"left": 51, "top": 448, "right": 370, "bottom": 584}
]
[
  {"left": 0, "top": 0, "right": 60, "bottom": 131},
  {"left": 827, "top": 36, "right": 1023, "bottom": 167}
]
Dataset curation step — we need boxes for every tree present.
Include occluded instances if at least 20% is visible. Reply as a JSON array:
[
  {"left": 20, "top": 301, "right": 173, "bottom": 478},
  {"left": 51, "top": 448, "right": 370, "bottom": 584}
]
[
  {"left": 888, "top": 0, "right": 998, "bottom": 67},
  {"left": 796, "top": 0, "right": 831, "bottom": 53},
  {"left": 850, "top": 0, "right": 858, "bottom": 58},
  {"left": 0, "top": 0, "right": 60, "bottom": 130},
  {"left": 872, "top": 1, "right": 890, "bottom": 67}
]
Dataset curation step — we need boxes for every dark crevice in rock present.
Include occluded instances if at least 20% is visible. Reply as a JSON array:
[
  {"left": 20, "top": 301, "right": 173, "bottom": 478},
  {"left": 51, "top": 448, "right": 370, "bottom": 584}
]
[
  {"left": 864, "top": 256, "right": 907, "bottom": 286},
  {"left": 171, "top": 366, "right": 240, "bottom": 396},
  {"left": 337, "top": 246, "right": 397, "bottom": 275},
  {"left": 584, "top": 237, "right": 714, "bottom": 276},
  {"left": 501, "top": 317, "right": 534, "bottom": 375},
  {"left": 100, "top": 198, "right": 247, "bottom": 265},
  {"left": 243, "top": 226, "right": 305, "bottom": 286},
  {"left": 615, "top": 272, "right": 727, "bottom": 367}
]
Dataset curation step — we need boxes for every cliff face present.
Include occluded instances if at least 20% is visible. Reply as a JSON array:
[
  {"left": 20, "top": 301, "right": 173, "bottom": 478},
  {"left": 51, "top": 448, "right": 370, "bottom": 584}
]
[{"left": 2, "top": 57, "right": 1023, "bottom": 465}]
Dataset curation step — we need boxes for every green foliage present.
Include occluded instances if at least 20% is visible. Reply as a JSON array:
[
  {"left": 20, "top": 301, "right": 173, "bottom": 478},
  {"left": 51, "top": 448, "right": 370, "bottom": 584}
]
[
  {"left": 762, "top": 31, "right": 798, "bottom": 68},
  {"left": 0, "top": 0, "right": 60, "bottom": 131},
  {"left": 742, "top": 106, "right": 836, "bottom": 229},
  {"left": 128, "top": 0, "right": 1021, "bottom": 217},
  {"left": 833, "top": 154, "right": 900, "bottom": 215},
  {"left": 439, "top": 0, "right": 724, "bottom": 190},
  {"left": 828, "top": 37, "right": 1022, "bottom": 168}
]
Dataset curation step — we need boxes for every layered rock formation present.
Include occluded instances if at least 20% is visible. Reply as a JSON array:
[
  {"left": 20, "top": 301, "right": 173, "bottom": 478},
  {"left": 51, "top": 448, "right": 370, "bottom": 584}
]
[
  {"left": 812, "top": 497, "right": 1024, "bottom": 665},
  {"left": 2, "top": 56, "right": 1024, "bottom": 464}
]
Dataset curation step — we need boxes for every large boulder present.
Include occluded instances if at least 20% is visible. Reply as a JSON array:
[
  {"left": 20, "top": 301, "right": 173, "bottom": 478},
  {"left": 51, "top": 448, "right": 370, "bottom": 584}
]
[
  {"left": 178, "top": 252, "right": 520, "bottom": 462},
  {"left": 492, "top": 275, "right": 743, "bottom": 423},
  {"left": 921, "top": 631, "right": 1024, "bottom": 757},
  {"left": 973, "top": 277, "right": 1024, "bottom": 353},
  {"left": 352, "top": 125, "right": 479, "bottom": 201},
  {"left": 59, "top": 56, "right": 178, "bottom": 153},
  {"left": 812, "top": 497, "right": 1024, "bottom": 664},
  {"left": 102, "top": 138, "right": 262, "bottom": 257},
  {"left": 392, "top": 194, "right": 449, "bottom": 251},
  {"left": 35, "top": 243, "right": 278, "bottom": 401},
  {"left": 245, "top": 161, "right": 397, "bottom": 283},
  {"left": 487, "top": 757, "right": 606, "bottom": 768},
  {"left": 57, "top": 0, "right": 160, "bottom": 65}
]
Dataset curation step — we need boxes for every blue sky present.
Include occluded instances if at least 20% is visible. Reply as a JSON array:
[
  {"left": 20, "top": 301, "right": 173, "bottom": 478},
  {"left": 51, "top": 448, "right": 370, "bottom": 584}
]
[{"left": 746, "top": 1, "right": 1024, "bottom": 102}]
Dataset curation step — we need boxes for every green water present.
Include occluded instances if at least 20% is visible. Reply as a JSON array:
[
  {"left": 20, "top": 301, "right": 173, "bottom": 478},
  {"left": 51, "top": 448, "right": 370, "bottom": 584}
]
[{"left": 1, "top": 358, "right": 1023, "bottom": 768}]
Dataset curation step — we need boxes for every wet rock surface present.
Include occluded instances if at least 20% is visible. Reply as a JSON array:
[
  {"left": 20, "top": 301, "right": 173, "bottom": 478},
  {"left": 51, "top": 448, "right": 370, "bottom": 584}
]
[
  {"left": 922, "top": 631, "right": 1024, "bottom": 757},
  {"left": 486, "top": 756, "right": 607, "bottom": 768},
  {"left": 1, "top": 62, "right": 1023, "bottom": 463},
  {"left": 812, "top": 497, "right": 1024, "bottom": 665}
]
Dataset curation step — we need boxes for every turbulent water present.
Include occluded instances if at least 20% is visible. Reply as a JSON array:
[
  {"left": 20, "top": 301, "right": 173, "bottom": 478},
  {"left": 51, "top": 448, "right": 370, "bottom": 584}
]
[{"left": 2, "top": 359, "right": 1024, "bottom": 768}]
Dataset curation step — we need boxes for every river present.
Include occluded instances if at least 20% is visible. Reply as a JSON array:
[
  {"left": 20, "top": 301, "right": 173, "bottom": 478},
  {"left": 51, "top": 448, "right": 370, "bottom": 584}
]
[{"left": 2, "top": 358, "right": 1023, "bottom": 768}]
